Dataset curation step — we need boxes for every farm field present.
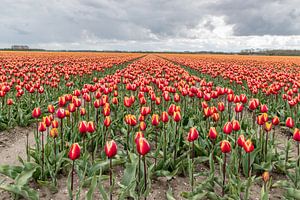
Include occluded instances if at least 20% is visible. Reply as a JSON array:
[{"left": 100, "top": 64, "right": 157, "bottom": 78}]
[{"left": 0, "top": 51, "right": 300, "bottom": 199}]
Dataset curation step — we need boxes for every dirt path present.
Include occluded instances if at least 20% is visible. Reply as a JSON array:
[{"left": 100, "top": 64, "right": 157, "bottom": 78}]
[{"left": 0, "top": 126, "right": 35, "bottom": 166}]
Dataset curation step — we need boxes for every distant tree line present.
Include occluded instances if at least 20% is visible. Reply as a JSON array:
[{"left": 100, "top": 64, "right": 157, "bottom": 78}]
[{"left": 240, "top": 49, "right": 300, "bottom": 56}]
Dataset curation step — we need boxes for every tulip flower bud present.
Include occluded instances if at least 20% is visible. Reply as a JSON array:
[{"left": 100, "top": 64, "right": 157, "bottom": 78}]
[
  {"left": 220, "top": 140, "right": 231, "bottom": 153},
  {"left": 243, "top": 139, "right": 254, "bottom": 153},
  {"left": 87, "top": 121, "right": 95, "bottom": 133},
  {"left": 136, "top": 137, "right": 151, "bottom": 156},
  {"left": 262, "top": 171, "right": 270, "bottom": 182},
  {"left": 139, "top": 121, "right": 146, "bottom": 131},
  {"left": 237, "top": 134, "right": 245, "bottom": 147},
  {"left": 264, "top": 122, "right": 272, "bottom": 132},
  {"left": 135, "top": 131, "right": 144, "bottom": 144},
  {"left": 104, "top": 116, "right": 111, "bottom": 127},
  {"left": 161, "top": 111, "right": 169, "bottom": 123},
  {"left": 208, "top": 127, "right": 218, "bottom": 140},
  {"left": 38, "top": 122, "right": 47, "bottom": 132},
  {"left": 7, "top": 98, "right": 13, "bottom": 105},
  {"left": 187, "top": 127, "right": 199, "bottom": 142},
  {"left": 52, "top": 120, "right": 59, "bottom": 128},
  {"left": 68, "top": 143, "right": 81, "bottom": 160},
  {"left": 56, "top": 108, "right": 66, "bottom": 119},
  {"left": 286, "top": 117, "right": 294, "bottom": 128},
  {"left": 272, "top": 116, "right": 280, "bottom": 126},
  {"left": 293, "top": 128, "right": 300, "bottom": 142},
  {"left": 78, "top": 121, "right": 88, "bottom": 134},
  {"left": 32, "top": 107, "right": 41, "bottom": 118},
  {"left": 223, "top": 122, "right": 233, "bottom": 134},
  {"left": 151, "top": 114, "right": 160, "bottom": 126},
  {"left": 104, "top": 140, "right": 118, "bottom": 158},
  {"left": 232, "top": 120, "right": 240, "bottom": 131},
  {"left": 218, "top": 102, "right": 225, "bottom": 112},
  {"left": 260, "top": 104, "right": 268, "bottom": 113},
  {"left": 173, "top": 111, "right": 181, "bottom": 122},
  {"left": 50, "top": 128, "right": 59, "bottom": 138}
]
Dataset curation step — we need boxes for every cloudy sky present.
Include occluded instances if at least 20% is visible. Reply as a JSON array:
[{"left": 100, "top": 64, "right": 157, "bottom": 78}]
[{"left": 1, "top": 0, "right": 300, "bottom": 52}]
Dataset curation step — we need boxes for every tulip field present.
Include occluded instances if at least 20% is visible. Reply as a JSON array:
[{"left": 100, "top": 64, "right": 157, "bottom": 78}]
[{"left": 0, "top": 51, "right": 300, "bottom": 200}]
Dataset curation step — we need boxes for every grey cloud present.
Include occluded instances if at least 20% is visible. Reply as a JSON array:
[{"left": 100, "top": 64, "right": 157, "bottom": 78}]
[
  {"left": 0, "top": 0, "right": 299, "bottom": 50},
  {"left": 210, "top": 0, "right": 300, "bottom": 36}
]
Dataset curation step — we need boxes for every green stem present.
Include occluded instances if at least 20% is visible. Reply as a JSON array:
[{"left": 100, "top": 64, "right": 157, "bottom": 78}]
[
  {"left": 191, "top": 141, "right": 194, "bottom": 192},
  {"left": 60, "top": 118, "right": 64, "bottom": 151},
  {"left": 222, "top": 153, "right": 226, "bottom": 196},
  {"left": 143, "top": 156, "right": 147, "bottom": 200},
  {"left": 110, "top": 158, "right": 113, "bottom": 200}
]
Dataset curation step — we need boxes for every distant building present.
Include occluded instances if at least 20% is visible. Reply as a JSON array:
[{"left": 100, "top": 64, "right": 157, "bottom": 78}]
[{"left": 11, "top": 45, "right": 29, "bottom": 50}]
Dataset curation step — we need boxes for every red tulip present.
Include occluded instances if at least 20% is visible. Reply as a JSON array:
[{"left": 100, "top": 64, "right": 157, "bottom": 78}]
[
  {"left": 68, "top": 143, "right": 81, "bottom": 160},
  {"left": 203, "top": 107, "right": 212, "bottom": 117},
  {"left": 32, "top": 107, "right": 41, "bottom": 118},
  {"left": 237, "top": 134, "right": 245, "bottom": 147},
  {"left": 201, "top": 101, "right": 209, "bottom": 109},
  {"left": 151, "top": 114, "right": 160, "bottom": 126},
  {"left": 155, "top": 97, "right": 161, "bottom": 105},
  {"left": 272, "top": 116, "right": 280, "bottom": 126},
  {"left": 235, "top": 103, "right": 243, "bottom": 113},
  {"left": 168, "top": 104, "right": 176, "bottom": 116},
  {"left": 104, "top": 140, "right": 118, "bottom": 158},
  {"left": 211, "top": 113, "right": 220, "bottom": 122},
  {"left": 125, "top": 114, "right": 137, "bottom": 126},
  {"left": 136, "top": 137, "right": 151, "bottom": 156},
  {"left": 208, "top": 127, "right": 218, "bottom": 140},
  {"left": 58, "top": 96, "right": 66, "bottom": 107},
  {"left": 161, "top": 111, "right": 169, "bottom": 123},
  {"left": 240, "top": 94, "right": 247, "bottom": 104},
  {"left": 7, "top": 98, "right": 13, "bottom": 105},
  {"left": 243, "top": 139, "right": 254, "bottom": 153},
  {"left": 80, "top": 107, "right": 86, "bottom": 116},
  {"left": 249, "top": 99, "right": 258, "bottom": 110},
  {"left": 257, "top": 115, "right": 264, "bottom": 126},
  {"left": 174, "top": 93, "right": 180, "bottom": 102},
  {"left": 173, "top": 111, "right": 181, "bottom": 122},
  {"left": 124, "top": 96, "right": 132, "bottom": 107},
  {"left": 43, "top": 116, "right": 52, "bottom": 127},
  {"left": 48, "top": 104, "right": 55, "bottom": 113},
  {"left": 78, "top": 121, "right": 88, "bottom": 134},
  {"left": 139, "top": 121, "right": 147, "bottom": 131},
  {"left": 286, "top": 117, "right": 294, "bottom": 128},
  {"left": 220, "top": 140, "right": 231, "bottom": 153},
  {"left": 104, "top": 116, "right": 111, "bottom": 127},
  {"left": 187, "top": 127, "right": 199, "bottom": 142},
  {"left": 218, "top": 102, "right": 225, "bottom": 112},
  {"left": 293, "top": 128, "right": 300, "bottom": 142},
  {"left": 112, "top": 97, "right": 118, "bottom": 105},
  {"left": 223, "top": 122, "right": 233, "bottom": 134},
  {"left": 38, "top": 122, "right": 47, "bottom": 132},
  {"left": 260, "top": 104, "right": 268, "bottom": 113},
  {"left": 135, "top": 131, "right": 144, "bottom": 144},
  {"left": 141, "top": 107, "right": 151, "bottom": 116},
  {"left": 232, "top": 120, "right": 240, "bottom": 131},
  {"left": 52, "top": 120, "right": 59, "bottom": 128},
  {"left": 57, "top": 108, "right": 66, "bottom": 119},
  {"left": 87, "top": 121, "right": 95, "bottom": 133},
  {"left": 68, "top": 103, "right": 76, "bottom": 113}
]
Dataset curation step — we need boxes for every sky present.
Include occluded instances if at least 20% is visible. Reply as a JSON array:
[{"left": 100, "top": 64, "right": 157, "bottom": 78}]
[{"left": 1, "top": 0, "right": 300, "bottom": 52}]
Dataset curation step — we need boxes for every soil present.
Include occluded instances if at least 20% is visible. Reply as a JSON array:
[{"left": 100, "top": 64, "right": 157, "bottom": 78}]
[{"left": 0, "top": 125, "right": 292, "bottom": 200}]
